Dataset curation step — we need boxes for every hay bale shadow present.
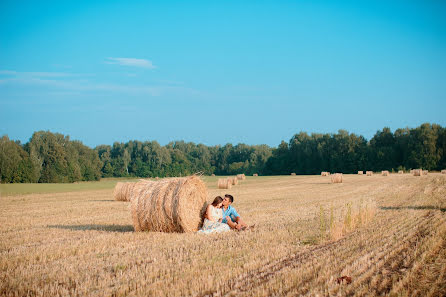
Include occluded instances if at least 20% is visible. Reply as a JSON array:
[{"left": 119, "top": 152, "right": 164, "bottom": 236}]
[{"left": 48, "top": 224, "right": 134, "bottom": 232}]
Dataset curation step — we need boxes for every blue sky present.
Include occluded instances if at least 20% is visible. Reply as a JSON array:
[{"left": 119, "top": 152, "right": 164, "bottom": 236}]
[{"left": 1, "top": 0, "right": 445, "bottom": 147}]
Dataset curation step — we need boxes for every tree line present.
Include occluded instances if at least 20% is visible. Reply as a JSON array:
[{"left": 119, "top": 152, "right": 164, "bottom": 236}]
[{"left": 1, "top": 123, "right": 445, "bottom": 183}]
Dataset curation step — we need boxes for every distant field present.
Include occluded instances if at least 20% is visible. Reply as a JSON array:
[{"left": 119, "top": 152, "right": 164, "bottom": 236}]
[{"left": 1, "top": 174, "right": 445, "bottom": 296}]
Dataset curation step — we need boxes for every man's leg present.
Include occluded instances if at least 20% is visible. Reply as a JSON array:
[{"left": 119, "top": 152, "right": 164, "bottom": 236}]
[
  {"left": 226, "top": 218, "right": 241, "bottom": 230},
  {"left": 235, "top": 216, "right": 248, "bottom": 228}
]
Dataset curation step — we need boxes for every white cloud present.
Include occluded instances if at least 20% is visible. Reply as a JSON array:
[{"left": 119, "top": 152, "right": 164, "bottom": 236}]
[{"left": 106, "top": 57, "right": 156, "bottom": 69}]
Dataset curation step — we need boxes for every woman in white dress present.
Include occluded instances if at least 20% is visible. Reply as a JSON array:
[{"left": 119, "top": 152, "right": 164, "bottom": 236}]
[{"left": 198, "top": 196, "right": 231, "bottom": 234}]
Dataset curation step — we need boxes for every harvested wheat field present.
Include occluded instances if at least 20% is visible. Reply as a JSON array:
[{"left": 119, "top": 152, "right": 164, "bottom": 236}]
[{"left": 1, "top": 174, "right": 446, "bottom": 296}]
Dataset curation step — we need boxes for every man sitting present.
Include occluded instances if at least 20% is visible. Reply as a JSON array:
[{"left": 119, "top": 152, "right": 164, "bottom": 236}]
[{"left": 221, "top": 194, "right": 248, "bottom": 231}]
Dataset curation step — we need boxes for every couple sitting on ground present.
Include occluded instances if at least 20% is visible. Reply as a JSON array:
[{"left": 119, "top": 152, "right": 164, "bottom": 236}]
[{"left": 198, "top": 194, "right": 251, "bottom": 234}]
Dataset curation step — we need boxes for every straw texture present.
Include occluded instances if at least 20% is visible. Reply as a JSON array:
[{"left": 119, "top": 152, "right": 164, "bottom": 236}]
[
  {"left": 331, "top": 173, "right": 343, "bottom": 183},
  {"left": 113, "top": 182, "right": 136, "bottom": 202},
  {"left": 217, "top": 178, "right": 232, "bottom": 189},
  {"left": 236, "top": 174, "right": 246, "bottom": 180},
  {"left": 130, "top": 176, "right": 207, "bottom": 233},
  {"left": 366, "top": 171, "right": 373, "bottom": 176}
]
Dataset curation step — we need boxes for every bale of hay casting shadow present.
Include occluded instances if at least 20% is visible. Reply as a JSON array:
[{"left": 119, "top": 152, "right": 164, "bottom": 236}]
[
  {"left": 230, "top": 177, "right": 238, "bottom": 185},
  {"left": 130, "top": 176, "right": 207, "bottom": 232},
  {"left": 253, "top": 173, "right": 258, "bottom": 177},
  {"left": 398, "top": 170, "right": 404, "bottom": 174},
  {"left": 236, "top": 174, "right": 246, "bottom": 180},
  {"left": 366, "top": 171, "right": 373, "bottom": 176},
  {"left": 291, "top": 173, "right": 296, "bottom": 176},
  {"left": 331, "top": 173, "right": 343, "bottom": 183},
  {"left": 422, "top": 170, "right": 428, "bottom": 176},
  {"left": 381, "top": 170, "right": 389, "bottom": 176},
  {"left": 321, "top": 172, "right": 329, "bottom": 176},
  {"left": 358, "top": 171, "right": 363, "bottom": 175},
  {"left": 217, "top": 178, "right": 232, "bottom": 189},
  {"left": 413, "top": 169, "right": 422, "bottom": 176},
  {"left": 113, "top": 182, "right": 137, "bottom": 202},
  {"left": 441, "top": 169, "right": 446, "bottom": 174}
]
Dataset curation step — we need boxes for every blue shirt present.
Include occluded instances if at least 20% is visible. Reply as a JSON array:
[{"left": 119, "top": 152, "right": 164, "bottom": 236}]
[{"left": 221, "top": 205, "right": 240, "bottom": 223}]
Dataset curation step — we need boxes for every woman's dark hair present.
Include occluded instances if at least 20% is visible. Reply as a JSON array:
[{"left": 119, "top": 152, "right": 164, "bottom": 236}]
[{"left": 211, "top": 196, "right": 223, "bottom": 206}]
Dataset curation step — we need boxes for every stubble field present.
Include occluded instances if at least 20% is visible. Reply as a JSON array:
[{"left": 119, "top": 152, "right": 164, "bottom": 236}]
[{"left": 1, "top": 174, "right": 445, "bottom": 296}]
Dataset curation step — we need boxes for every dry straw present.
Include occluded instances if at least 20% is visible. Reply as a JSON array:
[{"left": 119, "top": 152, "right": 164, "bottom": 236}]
[
  {"left": 358, "top": 171, "right": 363, "bottom": 175},
  {"left": 253, "top": 173, "right": 258, "bottom": 176},
  {"left": 291, "top": 173, "right": 296, "bottom": 176},
  {"left": 366, "top": 171, "right": 373, "bottom": 176},
  {"left": 217, "top": 178, "right": 232, "bottom": 189},
  {"left": 381, "top": 170, "right": 389, "bottom": 176},
  {"left": 230, "top": 177, "right": 238, "bottom": 185},
  {"left": 422, "top": 170, "right": 428, "bottom": 176},
  {"left": 130, "top": 176, "right": 207, "bottom": 233},
  {"left": 113, "top": 182, "right": 136, "bottom": 202},
  {"left": 413, "top": 169, "right": 422, "bottom": 176},
  {"left": 331, "top": 173, "right": 343, "bottom": 183},
  {"left": 398, "top": 170, "right": 404, "bottom": 174},
  {"left": 321, "top": 172, "right": 329, "bottom": 176},
  {"left": 236, "top": 174, "right": 246, "bottom": 180},
  {"left": 442, "top": 170, "right": 446, "bottom": 174}
]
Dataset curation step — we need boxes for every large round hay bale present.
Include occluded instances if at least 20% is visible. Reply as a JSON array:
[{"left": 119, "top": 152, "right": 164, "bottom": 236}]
[
  {"left": 130, "top": 176, "right": 207, "bottom": 233},
  {"left": 413, "top": 169, "right": 422, "bottom": 176},
  {"left": 331, "top": 173, "right": 343, "bottom": 183},
  {"left": 236, "top": 174, "right": 246, "bottom": 180},
  {"left": 217, "top": 178, "right": 232, "bottom": 189},
  {"left": 358, "top": 171, "right": 363, "bottom": 175},
  {"left": 113, "top": 182, "right": 136, "bottom": 202},
  {"left": 381, "top": 170, "right": 389, "bottom": 176},
  {"left": 366, "top": 171, "right": 373, "bottom": 176}
]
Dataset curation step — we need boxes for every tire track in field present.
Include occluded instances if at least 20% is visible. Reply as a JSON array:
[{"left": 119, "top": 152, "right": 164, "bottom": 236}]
[
  {"left": 199, "top": 207, "right": 438, "bottom": 297},
  {"left": 275, "top": 211, "right": 438, "bottom": 296}
]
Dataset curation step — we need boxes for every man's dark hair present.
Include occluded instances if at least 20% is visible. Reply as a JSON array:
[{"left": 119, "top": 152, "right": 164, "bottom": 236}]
[{"left": 224, "top": 194, "right": 234, "bottom": 203}]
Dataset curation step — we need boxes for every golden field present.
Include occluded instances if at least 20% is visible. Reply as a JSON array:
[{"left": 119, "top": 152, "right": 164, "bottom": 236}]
[{"left": 1, "top": 174, "right": 445, "bottom": 296}]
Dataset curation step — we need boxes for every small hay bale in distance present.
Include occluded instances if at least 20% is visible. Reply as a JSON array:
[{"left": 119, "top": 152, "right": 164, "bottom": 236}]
[
  {"left": 131, "top": 176, "right": 207, "bottom": 233},
  {"left": 366, "top": 171, "right": 373, "bottom": 176},
  {"left": 253, "top": 173, "right": 258, "bottom": 177},
  {"left": 217, "top": 178, "right": 232, "bottom": 189},
  {"left": 113, "top": 182, "right": 136, "bottom": 202},
  {"left": 398, "top": 170, "right": 404, "bottom": 174},
  {"left": 358, "top": 171, "right": 363, "bottom": 175},
  {"left": 413, "top": 169, "right": 422, "bottom": 176},
  {"left": 422, "top": 170, "right": 428, "bottom": 176},
  {"left": 321, "top": 172, "right": 329, "bottom": 176},
  {"left": 291, "top": 173, "right": 296, "bottom": 176},
  {"left": 381, "top": 170, "right": 389, "bottom": 176},
  {"left": 331, "top": 173, "right": 343, "bottom": 183},
  {"left": 211, "top": 173, "right": 215, "bottom": 177},
  {"left": 441, "top": 169, "right": 446, "bottom": 174},
  {"left": 230, "top": 177, "right": 238, "bottom": 185},
  {"left": 236, "top": 174, "right": 246, "bottom": 180}
]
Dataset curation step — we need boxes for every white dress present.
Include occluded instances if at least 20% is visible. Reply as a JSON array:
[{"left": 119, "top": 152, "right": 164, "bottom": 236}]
[{"left": 198, "top": 205, "right": 230, "bottom": 234}]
